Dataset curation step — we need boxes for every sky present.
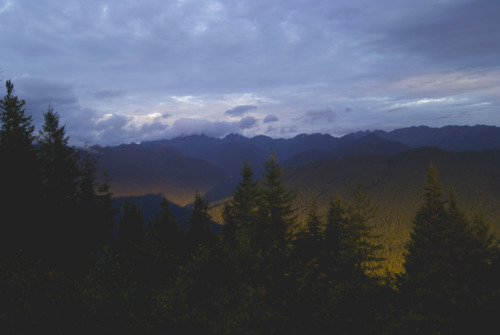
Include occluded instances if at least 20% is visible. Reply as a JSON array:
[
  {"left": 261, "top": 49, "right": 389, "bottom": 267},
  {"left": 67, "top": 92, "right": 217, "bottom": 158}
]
[{"left": 1, "top": 0, "right": 499, "bottom": 146}]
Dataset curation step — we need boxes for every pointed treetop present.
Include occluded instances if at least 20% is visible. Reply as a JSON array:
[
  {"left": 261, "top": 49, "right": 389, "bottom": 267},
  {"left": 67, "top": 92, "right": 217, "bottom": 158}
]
[{"left": 424, "top": 163, "right": 443, "bottom": 198}]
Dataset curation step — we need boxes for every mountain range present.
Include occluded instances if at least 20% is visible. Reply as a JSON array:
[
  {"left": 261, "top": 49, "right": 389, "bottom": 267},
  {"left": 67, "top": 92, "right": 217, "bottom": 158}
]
[
  {"left": 92, "top": 124, "right": 500, "bottom": 273},
  {"left": 93, "top": 124, "right": 500, "bottom": 203}
]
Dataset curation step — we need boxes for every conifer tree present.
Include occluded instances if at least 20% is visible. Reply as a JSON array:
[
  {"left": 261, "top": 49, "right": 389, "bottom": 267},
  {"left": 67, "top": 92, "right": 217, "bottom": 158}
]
[
  {"left": 294, "top": 201, "right": 324, "bottom": 264},
  {"left": 258, "top": 153, "right": 297, "bottom": 251},
  {"left": 222, "top": 160, "right": 260, "bottom": 247},
  {"left": 403, "top": 164, "right": 448, "bottom": 281},
  {"left": 38, "top": 106, "right": 80, "bottom": 203},
  {"left": 323, "top": 188, "right": 381, "bottom": 276},
  {"left": 0, "top": 80, "right": 35, "bottom": 153},
  {"left": 187, "top": 192, "right": 213, "bottom": 248},
  {"left": 154, "top": 196, "right": 182, "bottom": 248},
  {"left": 117, "top": 199, "right": 144, "bottom": 247},
  {"left": 37, "top": 106, "right": 80, "bottom": 264},
  {"left": 305, "top": 201, "right": 323, "bottom": 241},
  {"left": 94, "top": 171, "right": 116, "bottom": 248},
  {"left": 350, "top": 184, "right": 383, "bottom": 273},
  {"left": 400, "top": 164, "right": 500, "bottom": 334},
  {"left": 77, "top": 144, "right": 98, "bottom": 207},
  {"left": 74, "top": 147, "right": 115, "bottom": 259},
  {"left": 0, "top": 80, "right": 41, "bottom": 254},
  {"left": 323, "top": 195, "right": 351, "bottom": 272}
]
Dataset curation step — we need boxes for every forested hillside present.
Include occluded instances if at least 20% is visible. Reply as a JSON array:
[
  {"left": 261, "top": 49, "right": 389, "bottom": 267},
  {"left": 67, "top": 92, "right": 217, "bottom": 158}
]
[
  {"left": 1, "top": 79, "right": 499, "bottom": 334},
  {"left": 283, "top": 147, "right": 500, "bottom": 274}
]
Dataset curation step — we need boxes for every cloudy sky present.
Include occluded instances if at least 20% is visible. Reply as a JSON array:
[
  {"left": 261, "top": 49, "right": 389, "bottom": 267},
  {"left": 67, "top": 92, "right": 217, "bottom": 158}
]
[{"left": 1, "top": 0, "right": 499, "bottom": 146}]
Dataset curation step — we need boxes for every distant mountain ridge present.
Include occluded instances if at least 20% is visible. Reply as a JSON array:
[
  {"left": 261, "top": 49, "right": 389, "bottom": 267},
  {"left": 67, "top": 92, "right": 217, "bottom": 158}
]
[
  {"left": 93, "top": 125, "right": 500, "bottom": 207},
  {"left": 373, "top": 125, "right": 500, "bottom": 150},
  {"left": 92, "top": 143, "right": 232, "bottom": 206},
  {"left": 141, "top": 124, "right": 500, "bottom": 156}
]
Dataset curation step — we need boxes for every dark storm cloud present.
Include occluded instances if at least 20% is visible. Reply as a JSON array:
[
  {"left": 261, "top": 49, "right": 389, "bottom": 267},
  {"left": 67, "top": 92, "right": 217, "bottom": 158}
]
[
  {"left": 303, "top": 108, "right": 336, "bottom": 124},
  {"left": 93, "top": 89, "right": 126, "bottom": 100},
  {"left": 239, "top": 116, "right": 258, "bottom": 129},
  {"left": 378, "top": 0, "right": 500, "bottom": 69},
  {"left": 94, "top": 114, "right": 130, "bottom": 132},
  {"left": 263, "top": 114, "right": 279, "bottom": 123},
  {"left": 225, "top": 105, "right": 258, "bottom": 116},
  {"left": 12, "top": 77, "right": 78, "bottom": 116}
]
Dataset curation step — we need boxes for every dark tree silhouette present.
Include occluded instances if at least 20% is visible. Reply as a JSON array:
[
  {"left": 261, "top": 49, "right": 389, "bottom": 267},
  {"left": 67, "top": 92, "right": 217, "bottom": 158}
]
[
  {"left": 117, "top": 199, "right": 144, "bottom": 248},
  {"left": 37, "top": 106, "right": 81, "bottom": 265},
  {"left": 153, "top": 196, "right": 183, "bottom": 250},
  {"left": 258, "top": 153, "right": 297, "bottom": 253},
  {"left": 222, "top": 160, "right": 260, "bottom": 248},
  {"left": 187, "top": 192, "right": 214, "bottom": 249},
  {"left": 0, "top": 80, "right": 41, "bottom": 255},
  {"left": 399, "top": 164, "right": 500, "bottom": 334}
]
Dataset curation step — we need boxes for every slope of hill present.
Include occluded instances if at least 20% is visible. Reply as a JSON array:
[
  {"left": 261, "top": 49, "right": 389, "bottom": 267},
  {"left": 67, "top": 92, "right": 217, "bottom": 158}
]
[
  {"left": 283, "top": 147, "right": 500, "bottom": 273},
  {"left": 374, "top": 125, "right": 500, "bottom": 150},
  {"left": 284, "top": 133, "right": 409, "bottom": 166},
  {"left": 112, "top": 194, "right": 222, "bottom": 233},
  {"left": 92, "top": 144, "right": 233, "bottom": 206}
]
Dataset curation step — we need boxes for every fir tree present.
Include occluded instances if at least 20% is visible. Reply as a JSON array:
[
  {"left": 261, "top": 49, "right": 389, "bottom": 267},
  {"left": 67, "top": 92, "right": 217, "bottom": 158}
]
[
  {"left": 399, "top": 164, "right": 500, "bottom": 334},
  {"left": 37, "top": 106, "right": 80, "bottom": 265},
  {"left": 305, "top": 201, "right": 323, "bottom": 242},
  {"left": 38, "top": 106, "right": 80, "bottom": 203},
  {"left": 0, "top": 80, "right": 35, "bottom": 153},
  {"left": 94, "top": 171, "right": 116, "bottom": 248},
  {"left": 154, "top": 196, "right": 182, "bottom": 248},
  {"left": 0, "top": 80, "right": 41, "bottom": 254},
  {"left": 323, "top": 188, "right": 382, "bottom": 277},
  {"left": 187, "top": 192, "right": 213, "bottom": 248},
  {"left": 222, "top": 160, "right": 260, "bottom": 248},
  {"left": 258, "top": 153, "right": 297, "bottom": 252},
  {"left": 77, "top": 144, "right": 98, "bottom": 207},
  {"left": 74, "top": 145, "right": 114, "bottom": 262},
  {"left": 350, "top": 184, "right": 383, "bottom": 274},
  {"left": 117, "top": 199, "right": 144, "bottom": 248},
  {"left": 323, "top": 195, "right": 352, "bottom": 273}
]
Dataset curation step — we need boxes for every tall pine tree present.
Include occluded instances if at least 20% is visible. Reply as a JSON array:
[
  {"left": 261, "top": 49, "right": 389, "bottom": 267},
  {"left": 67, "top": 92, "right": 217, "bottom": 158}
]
[
  {"left": 399, "top": 164, "right": 500, "bottom": 334},
  {"left": 153, "top": 196, "right": 183, "bottom": 250},
  {"left": 37, "top": 106, "right": 81, "bottom": 265},
  {"left": 38, "top": 106, "right": 80, "bottom": 203},
  {"left": 0, "top": 80, "right": 41, "bottom": 255},
  {"left": 258, "top": 153, "right": 297, "bottom": 253},
  {"left": 187, "top": 192, "right": 213, "bottom": 249},
  {"left": 222, "top": 160, "right": 260, "bottom": 248}
]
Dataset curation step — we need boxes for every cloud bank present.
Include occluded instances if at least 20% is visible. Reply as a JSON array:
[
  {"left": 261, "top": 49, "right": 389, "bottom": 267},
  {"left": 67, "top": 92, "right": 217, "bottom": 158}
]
[{"left": 0, "top": 0, "right": 498, "bottom": 145}]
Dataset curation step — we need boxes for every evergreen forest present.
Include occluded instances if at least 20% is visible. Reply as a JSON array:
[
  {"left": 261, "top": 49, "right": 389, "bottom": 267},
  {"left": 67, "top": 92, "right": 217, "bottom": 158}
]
[{"left": 1, "top": 80, "right": 499, "bottom": 334}]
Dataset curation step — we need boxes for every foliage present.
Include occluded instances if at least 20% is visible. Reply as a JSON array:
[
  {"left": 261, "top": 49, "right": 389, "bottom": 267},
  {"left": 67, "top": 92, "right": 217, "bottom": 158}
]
[
  {"left": 187, "top": 192, "right": 215, "bottom": 249},
  {"left": 222, "top": 160, "right": 261, "bottom": 248},
  {"left": 398, "top": 164, "right": 500, "bottom": 334},
  {"left": 0, "top": 80, "right": 41, "bottom": 255}
]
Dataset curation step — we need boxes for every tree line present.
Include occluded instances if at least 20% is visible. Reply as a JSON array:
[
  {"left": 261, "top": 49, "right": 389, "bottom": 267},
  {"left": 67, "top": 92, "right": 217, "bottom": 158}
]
[{"left": 1, "top": 79, "right": 499, "bottom": 334}]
